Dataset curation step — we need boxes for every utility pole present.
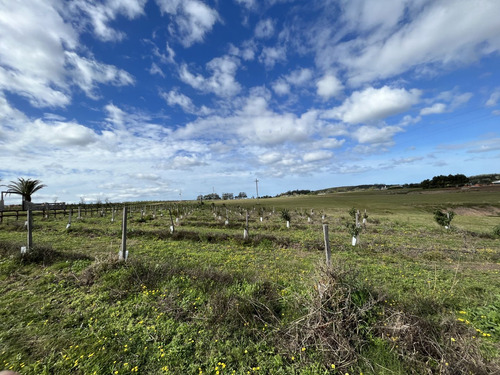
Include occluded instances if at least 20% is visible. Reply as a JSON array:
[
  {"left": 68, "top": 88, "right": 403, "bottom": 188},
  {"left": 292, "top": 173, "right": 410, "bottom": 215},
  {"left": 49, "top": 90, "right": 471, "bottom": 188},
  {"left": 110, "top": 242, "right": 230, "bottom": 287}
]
[{"left": 255, "top": 179, "right": 259, "bottom": 199}]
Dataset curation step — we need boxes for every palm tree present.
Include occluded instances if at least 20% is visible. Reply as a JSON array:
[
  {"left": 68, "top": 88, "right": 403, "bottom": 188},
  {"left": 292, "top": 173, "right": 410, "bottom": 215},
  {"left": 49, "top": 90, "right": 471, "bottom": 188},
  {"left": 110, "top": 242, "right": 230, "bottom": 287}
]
[{"left": 7, "top": 178, "right": 46, "bottom": 203}]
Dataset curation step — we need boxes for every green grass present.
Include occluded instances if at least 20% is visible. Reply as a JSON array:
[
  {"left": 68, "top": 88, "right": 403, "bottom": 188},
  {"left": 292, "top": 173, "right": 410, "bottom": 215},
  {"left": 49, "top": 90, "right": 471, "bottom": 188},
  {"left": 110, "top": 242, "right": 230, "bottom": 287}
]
[{"left": 0, "top": 188, "right": 499, "bottom": 374}]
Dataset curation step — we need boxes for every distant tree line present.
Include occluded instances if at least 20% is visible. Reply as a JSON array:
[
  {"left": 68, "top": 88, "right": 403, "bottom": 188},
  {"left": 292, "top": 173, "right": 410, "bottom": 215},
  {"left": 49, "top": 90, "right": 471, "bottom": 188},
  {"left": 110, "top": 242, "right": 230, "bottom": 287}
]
[
  {"left": 276, "top": 189, "right": 312, "bottom": 197},
  {"left": 420, "top": 174, "right": 469, "bottom": 189},
  {"left": 197, "top": 192, "right": 248, "bottom": 201}
]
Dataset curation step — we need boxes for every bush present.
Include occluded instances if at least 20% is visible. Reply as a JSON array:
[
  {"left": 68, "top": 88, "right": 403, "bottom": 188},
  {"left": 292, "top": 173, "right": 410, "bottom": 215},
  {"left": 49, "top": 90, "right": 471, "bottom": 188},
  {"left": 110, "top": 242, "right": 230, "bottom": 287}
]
[
  {"left": 280, "top": 209, "right": 291, "bottom": 222},
  {"left": 493, "top": 225, "right": 500, "bottom": 237},
  {"left": 434, "top": 209, "right": 455, "bottom": 228}
]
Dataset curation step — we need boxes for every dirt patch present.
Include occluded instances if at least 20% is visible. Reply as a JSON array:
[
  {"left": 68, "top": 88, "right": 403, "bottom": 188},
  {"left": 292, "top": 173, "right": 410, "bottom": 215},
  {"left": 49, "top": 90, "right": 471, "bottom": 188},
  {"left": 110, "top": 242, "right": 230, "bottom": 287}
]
[{"left": 452, "top": 206, "right": 500, "bottom": 217}]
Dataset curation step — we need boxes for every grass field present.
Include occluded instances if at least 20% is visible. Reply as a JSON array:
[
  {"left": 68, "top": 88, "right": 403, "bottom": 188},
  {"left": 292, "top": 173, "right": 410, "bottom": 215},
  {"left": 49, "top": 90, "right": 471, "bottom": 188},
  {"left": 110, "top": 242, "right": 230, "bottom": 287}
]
[{"left": 0, "top": 187, "right": 499, "bottom": 374}]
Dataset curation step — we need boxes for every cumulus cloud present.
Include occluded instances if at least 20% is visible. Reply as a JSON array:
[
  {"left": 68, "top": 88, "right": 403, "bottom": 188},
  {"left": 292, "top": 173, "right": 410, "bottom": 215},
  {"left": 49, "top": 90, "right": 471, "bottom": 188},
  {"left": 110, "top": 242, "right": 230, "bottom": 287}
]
[
  {"left": 420, "top": 103, "right": 446, "bottom": 115},
  {"left": 286, "top": 68, "right": 313, "bottom": 86},
  {"left": 420, "top": 90, "right": 473, "bottom": 115},
  {"left": 236, "top": 96, "right": 318, "bottom": 145},
  {"left": 324, "top": 86, "right": 421, "bottom": 124},
  {"left": 155, "top": 0, "right": 219, "bottom": 47},
  {"left": 316, "top": 73, "right": 344, "bottom": 99},
  {"left": 486, "top": 90, "right": 500, "bottom": 107},
  {"left": 179, "top": 56, "right": 241, "bottom": 97},
  {"left": 272, "top": 68, "right": 312, "bottom": 95},
  {"left": 272, "top": 81, "right": 290, "bottom": 96},
  {"left": 149, "top": 63, "right": 165, "bottom": 77},
  {"left": 71, "top": 0, "right": 147, "bottom": 41},
  {"left": 162, "top": 155, "right": 208, "bottom": 170},
  {"left": 30, "top": 120, "right": 99, "bottom": 147},
  {"left": 161, "top": 89, "right": 196, "bottom": 113},
  {"left": 259, "top": 46, "right": 286, "bottom": 68},
  {"left": 258, "top": 151, "right": 283, "bottom": 165},
  {"left": 303, "top": 150, "right": 333, "bottom": 163},
  {"left": 65, "top": 52, "right": 135, "bottom": 99},
  {"left": 311, "top": 0, "right": 500, "bottom": 86},
  {"left": 255, "top": 19, "right": 275, "bottom": 38},
  {"left": 0, "top": 0, "right": 135, "bottom": 108},
  {"left": 352, "top": 125, "right": 403, "bottom": 146},
  {"left": 235, "top": 0, "right": 257, "bottom": 10},
  {"left": 0, "top": 0, "right": 75, "bottom": 107}
]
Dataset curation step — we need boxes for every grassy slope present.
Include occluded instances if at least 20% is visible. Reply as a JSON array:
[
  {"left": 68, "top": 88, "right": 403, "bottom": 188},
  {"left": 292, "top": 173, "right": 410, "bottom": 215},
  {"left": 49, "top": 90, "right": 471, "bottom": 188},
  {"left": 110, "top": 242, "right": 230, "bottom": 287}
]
[{"left": 0, "top": 188, "right": 499, "bottom": 374}]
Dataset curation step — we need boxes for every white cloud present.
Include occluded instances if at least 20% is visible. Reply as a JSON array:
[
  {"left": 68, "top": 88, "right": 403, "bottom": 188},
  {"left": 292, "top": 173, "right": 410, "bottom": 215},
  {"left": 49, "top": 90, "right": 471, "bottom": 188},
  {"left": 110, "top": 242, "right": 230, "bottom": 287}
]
[
  {"left": 179, "top": 56, "right": 241, "bottom": 97},
  {"left": 0, "top": 0, "right": 76, "bottom": 107},
  {"left": 420, "top": 103, "right": 446, "bottom": 115},
  {"left": 161, "top": 89, "right": 195, "bottom": 113},
  {"left": 71, "top": 0, "right": 147, "bottom": 41},
  {"left": 420, "top": 90, "right": 472, "bottom": 115},
  {"left": 0, "top": 0, "right": 135, "bottom": 108},
  {"left": 316, "top": 73, "right": 343, "bottom": 99},
  {"left": 352, "top": 125, "right": 403, "bottom": 145},
  {"left": 236, "top": 97, "right": 318, "bottom": 145},
  {"left": 312, "top": 138, "right": 345, "bottom": 149},
  {"left": 149, "top": 63, "right": 165, "bottom": 77},
  {"left": 259, "top": 46, "right": 286, "bottom": 68},
  {"left": 258, "top": 151, "right": 283, "bottom": 165},
  {"left": 255, "top": 19, "right": 275, "bottom": 38},
  {"left": 286, "top": 68, "right": 313, "bottom": 86},
  {"left": 324, "top": 86, "right": 421, "bottom": 124},
  {"left": 30, "top": 120, "right": 99, "bottom": 147},
  {"left": 155, "top": 0, "right": 219, "bottom": 47},
  {"left": 162, "top": 155, "right": 207, "bottom": 170},
  {"left": 235, "top": 0, "right": 257, "bottom": 10},
  {"left": 65, "top": 52, "right": 135, "bottom": 99},
  {"left": 272, "top": 68, "right": 312, "bottom": 96},
  {"left": 486, "top": 90, "right": 500, "bottom": 107},
  {"left": 272, "top": 81, "right": 290, "bottom": 96},
  {"left": 303, "top": 150, "right": 332, "bottom": 163},
  {"left": 312, "top": 0, "right": 500, "bottom": 86}
]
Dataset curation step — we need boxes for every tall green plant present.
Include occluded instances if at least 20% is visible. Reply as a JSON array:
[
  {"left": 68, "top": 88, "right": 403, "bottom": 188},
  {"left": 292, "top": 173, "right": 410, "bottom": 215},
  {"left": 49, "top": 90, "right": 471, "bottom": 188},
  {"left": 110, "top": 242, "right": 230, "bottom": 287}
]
[
  {"left": 280, "top": 209, "right": 291, "bottom": 222},
  {"left": 434, "top": 209, "right": 455, "bottom": 228},
  {"left": 7, "top": 178, "right": 46, "bottom": 203}
]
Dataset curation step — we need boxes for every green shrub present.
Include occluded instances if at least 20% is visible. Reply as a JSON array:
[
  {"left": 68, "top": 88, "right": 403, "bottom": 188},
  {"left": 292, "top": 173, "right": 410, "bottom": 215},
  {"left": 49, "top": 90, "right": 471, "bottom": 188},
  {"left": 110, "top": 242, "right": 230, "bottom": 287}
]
[
  {"left": 493, "top": 225, "right": 500, "bottom": 237},
  {"left": 280, "top": 209, "right": 291, "bottom": 222},
  {"left": 434, "top": 209, "right": 455, "bottom": 228}
]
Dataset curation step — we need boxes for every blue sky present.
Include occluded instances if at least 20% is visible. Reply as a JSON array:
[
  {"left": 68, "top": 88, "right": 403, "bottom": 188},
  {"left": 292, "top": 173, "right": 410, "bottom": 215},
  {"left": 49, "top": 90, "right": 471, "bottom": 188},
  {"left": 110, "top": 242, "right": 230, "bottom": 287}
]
[{"left": 1, "top": 0, "right": 499, "bottom": 204}]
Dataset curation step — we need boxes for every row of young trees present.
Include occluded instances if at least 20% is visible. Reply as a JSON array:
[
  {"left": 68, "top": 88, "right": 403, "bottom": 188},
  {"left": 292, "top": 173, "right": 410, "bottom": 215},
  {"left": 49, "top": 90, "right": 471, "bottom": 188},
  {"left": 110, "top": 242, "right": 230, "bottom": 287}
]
[{"left": 197, "top": 192, "right": 248, "bottom": 201}]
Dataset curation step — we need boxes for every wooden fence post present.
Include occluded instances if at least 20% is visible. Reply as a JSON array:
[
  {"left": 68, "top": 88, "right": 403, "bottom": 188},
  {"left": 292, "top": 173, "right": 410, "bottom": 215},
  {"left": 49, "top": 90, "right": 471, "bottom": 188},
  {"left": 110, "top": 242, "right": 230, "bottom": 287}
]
[
  {"left": 323, "top": 224, "right": 331, "bottom": 266},
  {"left": 119, "top": 207, "right": 128, "bottom": 261}
]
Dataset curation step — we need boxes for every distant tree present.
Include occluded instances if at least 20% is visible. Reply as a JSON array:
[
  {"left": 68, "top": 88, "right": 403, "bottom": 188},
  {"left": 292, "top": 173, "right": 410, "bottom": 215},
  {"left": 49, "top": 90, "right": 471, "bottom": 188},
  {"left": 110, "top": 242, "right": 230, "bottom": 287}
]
[
  {"left": 203, "top": 193, "right": 221, "bottom": 200},
  {"left": 7, "top": 178, "right": 46, "bottom": 203},
  {"left": 236, "top": 192, "right": 247, "bottom": 199},
  {"left": 222, "top": 192, "right": 234, "bottom": 200},
  {"left": 421, "top": 174, "right": 469, "bottom": 189}
]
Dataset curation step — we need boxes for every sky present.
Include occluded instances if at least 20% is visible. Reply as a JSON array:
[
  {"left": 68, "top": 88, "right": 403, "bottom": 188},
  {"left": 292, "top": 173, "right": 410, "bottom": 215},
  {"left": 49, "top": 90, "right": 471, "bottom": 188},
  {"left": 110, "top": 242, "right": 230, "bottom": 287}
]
[{"left": 0, "top": 0, "right": 499, "bottom": 204}]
